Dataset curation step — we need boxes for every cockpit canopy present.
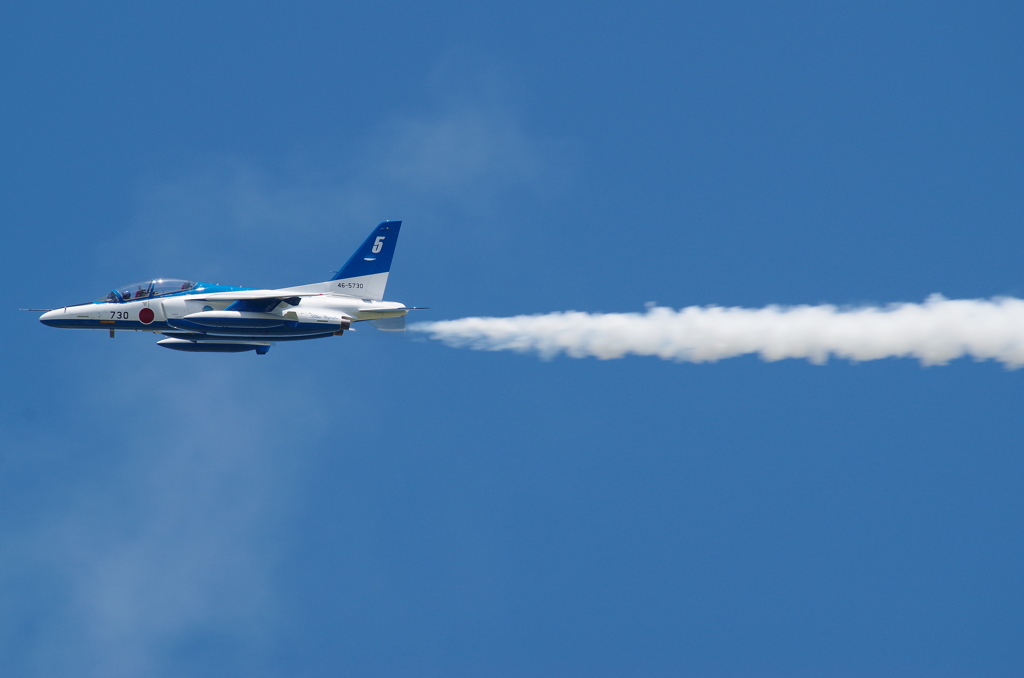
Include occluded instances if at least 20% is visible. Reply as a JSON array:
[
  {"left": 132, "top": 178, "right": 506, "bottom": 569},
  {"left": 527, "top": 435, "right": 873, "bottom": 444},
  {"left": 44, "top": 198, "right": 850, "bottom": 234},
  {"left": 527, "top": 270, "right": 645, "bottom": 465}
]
[{"left": 99, "top": 279, "right": 197, "bottom": 303}]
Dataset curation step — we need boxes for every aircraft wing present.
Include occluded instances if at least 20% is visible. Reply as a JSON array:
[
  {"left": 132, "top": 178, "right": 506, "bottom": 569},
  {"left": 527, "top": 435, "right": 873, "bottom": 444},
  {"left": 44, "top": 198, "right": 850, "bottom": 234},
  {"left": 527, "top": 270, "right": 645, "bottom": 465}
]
[
  {"left": 188, "top": 290, "right": 325, "bottom": 302},
  {"left": 356, "top": 306, "right": 429, "bottom": 312}
]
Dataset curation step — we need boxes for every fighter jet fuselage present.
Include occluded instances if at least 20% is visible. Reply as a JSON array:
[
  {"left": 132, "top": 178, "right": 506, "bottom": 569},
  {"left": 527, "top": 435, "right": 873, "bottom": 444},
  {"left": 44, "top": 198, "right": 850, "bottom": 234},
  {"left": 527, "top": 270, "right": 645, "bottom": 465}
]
[{"left": 35, "top": 221, "right": 416, "bottom": 354}]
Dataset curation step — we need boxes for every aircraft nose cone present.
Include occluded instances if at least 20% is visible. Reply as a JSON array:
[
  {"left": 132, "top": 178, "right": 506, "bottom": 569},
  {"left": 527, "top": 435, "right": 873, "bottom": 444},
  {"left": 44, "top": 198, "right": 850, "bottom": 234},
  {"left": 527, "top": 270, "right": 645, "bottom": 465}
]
[{"left": 40, "top": 309, "right": 64, "bottom": 327}]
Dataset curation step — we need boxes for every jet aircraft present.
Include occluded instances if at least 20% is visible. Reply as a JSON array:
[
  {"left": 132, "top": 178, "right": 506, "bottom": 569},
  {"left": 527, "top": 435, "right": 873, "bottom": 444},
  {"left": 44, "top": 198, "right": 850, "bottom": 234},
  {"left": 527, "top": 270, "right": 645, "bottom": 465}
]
[{"left": 33, "top": 221, "right": 418, "bottom": 354}]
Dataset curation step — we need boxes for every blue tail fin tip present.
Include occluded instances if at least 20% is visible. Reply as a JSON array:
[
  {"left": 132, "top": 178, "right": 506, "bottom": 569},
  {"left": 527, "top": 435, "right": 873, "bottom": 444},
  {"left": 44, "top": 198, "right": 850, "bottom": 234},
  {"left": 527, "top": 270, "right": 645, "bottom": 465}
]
[{"left": 331, "top": 221, "right": 402, "bottom": 281}]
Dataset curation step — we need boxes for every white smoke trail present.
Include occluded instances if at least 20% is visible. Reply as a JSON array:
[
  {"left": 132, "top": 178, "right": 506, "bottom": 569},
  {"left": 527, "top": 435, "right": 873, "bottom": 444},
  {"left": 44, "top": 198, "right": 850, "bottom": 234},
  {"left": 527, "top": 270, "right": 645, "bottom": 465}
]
[{"left": 411, "top": 295, "right": 1024, "bottom": 368}]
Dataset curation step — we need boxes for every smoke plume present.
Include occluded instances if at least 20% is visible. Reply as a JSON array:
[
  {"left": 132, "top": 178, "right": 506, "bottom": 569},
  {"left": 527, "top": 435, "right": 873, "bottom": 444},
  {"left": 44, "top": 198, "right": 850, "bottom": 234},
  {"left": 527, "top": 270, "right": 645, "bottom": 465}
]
[{"left": 411, "top": 295, "right": 1024, "bottom": 367}]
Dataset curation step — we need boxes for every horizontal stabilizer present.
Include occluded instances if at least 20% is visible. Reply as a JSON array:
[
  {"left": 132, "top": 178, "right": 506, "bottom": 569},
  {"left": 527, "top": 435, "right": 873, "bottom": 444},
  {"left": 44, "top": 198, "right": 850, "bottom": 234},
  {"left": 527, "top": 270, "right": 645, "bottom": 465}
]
[{"left": 368, "top": 316, "right": 406, "bottom": 331}]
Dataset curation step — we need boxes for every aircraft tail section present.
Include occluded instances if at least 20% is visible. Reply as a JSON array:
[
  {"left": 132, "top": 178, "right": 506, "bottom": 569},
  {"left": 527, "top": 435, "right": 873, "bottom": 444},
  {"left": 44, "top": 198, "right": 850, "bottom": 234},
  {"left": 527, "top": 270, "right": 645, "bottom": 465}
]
[
  {"left": 368, "top": 315, "right": 406, "bottom": 331},
  {"left": 329, "top": 221, "right": 402, "bottom": 301}
]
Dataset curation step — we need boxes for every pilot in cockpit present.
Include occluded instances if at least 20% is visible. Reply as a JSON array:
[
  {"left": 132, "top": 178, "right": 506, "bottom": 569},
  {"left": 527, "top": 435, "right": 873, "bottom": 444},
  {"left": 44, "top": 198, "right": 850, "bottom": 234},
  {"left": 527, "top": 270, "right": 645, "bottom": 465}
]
[{"left": 102, "top": 279, "right": 196, "bottom": 303}]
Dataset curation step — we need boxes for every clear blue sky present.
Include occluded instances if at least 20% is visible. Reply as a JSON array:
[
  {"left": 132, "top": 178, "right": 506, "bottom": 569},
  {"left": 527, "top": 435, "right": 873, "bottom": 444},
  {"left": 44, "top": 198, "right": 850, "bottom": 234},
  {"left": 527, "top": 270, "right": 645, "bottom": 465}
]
[{"left": 2, "top": 2, "right": 1023, "bottom": 676}]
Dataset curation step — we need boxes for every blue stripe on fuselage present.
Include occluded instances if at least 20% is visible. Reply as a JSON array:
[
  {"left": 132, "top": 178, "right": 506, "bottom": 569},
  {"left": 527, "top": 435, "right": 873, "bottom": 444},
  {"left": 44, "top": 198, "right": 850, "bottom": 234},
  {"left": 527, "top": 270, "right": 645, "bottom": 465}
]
[
  {"left": 39, "top": 317, "right": 174, "bottom": 331},
  {"left": 165, "top": 318, "right": 340, "bottom": 336}
]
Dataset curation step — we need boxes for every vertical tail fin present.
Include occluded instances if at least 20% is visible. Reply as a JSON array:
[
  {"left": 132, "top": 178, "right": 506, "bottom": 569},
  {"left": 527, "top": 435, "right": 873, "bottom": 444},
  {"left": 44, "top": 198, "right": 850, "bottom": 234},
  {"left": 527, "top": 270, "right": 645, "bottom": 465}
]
[{"left": 329, "top": 221, "right": 402, "bottom": 300}]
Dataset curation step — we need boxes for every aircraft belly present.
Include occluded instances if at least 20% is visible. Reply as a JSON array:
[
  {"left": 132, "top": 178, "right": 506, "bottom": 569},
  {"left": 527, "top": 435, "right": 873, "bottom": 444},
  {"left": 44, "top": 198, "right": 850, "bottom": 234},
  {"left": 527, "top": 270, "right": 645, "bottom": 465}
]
[{"left": 165, "top": 318, "right": 339, "bottom": 337}]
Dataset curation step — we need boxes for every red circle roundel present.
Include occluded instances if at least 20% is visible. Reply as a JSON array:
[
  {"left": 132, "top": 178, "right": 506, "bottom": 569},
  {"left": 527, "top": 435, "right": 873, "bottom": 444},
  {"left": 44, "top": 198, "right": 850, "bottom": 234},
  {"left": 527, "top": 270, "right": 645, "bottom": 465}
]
[{"left": 139, "top": 307, "right": 155, "bottom": 324}]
